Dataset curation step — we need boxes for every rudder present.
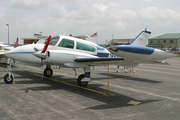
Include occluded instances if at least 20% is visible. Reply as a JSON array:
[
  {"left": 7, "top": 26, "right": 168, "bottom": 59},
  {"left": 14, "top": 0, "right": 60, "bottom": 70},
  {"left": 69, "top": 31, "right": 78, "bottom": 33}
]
[{"left": 129, "top": 29, "right": 151, "bottom": 46}]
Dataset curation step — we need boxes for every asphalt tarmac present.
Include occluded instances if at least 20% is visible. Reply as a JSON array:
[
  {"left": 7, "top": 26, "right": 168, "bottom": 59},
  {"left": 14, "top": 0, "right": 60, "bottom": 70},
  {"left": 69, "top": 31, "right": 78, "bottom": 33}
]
[{"left": 0, "top": 57, "right": 180, "bottom": 120}]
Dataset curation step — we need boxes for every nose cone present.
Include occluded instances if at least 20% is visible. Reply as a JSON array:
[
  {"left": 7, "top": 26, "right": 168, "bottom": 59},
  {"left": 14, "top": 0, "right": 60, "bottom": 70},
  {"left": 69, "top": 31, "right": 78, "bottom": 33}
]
[
  {"left": 4, "top": 44, "right": 40, "bottom": 60},
  {"left": 154, "top": 49, "right": 177, "bottom": 60},
  {"left": 4, "top": 48, "right": 16, "bottom": 58},
  {"left": 161, "top": 51, "right": 177, "bottom": 59}
]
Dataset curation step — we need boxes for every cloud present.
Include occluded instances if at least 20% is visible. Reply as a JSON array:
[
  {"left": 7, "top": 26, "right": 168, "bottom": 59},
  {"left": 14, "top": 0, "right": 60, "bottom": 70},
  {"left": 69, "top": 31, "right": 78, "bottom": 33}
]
[
  {"left": 92, "top": 4, "right": 108, "bottom": 12},
  {"left": 0, "top": 0, "right": 180, "bottom": 44},
  {"left": 8, "top": 0, "right": 43, "bottom": 9}
]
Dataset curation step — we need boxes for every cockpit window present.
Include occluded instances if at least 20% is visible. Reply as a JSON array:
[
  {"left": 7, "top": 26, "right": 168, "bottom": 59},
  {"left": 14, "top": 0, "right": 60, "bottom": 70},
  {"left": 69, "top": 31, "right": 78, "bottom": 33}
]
[
  {"left": 49, "top": 36, "right": 60, "bottom": 45},
  {"left": 76, "top": 42, "right": 95, "bottom": 52},
  {"left": 58, "top": 38, "right": 74, "bottom": 49}
]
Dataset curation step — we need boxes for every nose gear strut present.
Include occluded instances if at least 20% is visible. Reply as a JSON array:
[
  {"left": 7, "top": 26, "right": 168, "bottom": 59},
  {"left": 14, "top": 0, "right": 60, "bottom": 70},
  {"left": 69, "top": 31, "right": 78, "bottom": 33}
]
[{"left": 4, "top": 58, "right": 14, "bottom": 84}]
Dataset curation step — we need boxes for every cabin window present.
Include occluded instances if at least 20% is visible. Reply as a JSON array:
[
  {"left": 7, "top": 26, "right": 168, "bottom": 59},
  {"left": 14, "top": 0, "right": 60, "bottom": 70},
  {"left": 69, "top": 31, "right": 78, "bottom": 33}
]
[
  {"left": 49, "top": 36, "right": 60, "bottom": 45},
  {"left": 164, "top": 40, "right": 166, "bottom": 43},
  {"left": 150, "top": 40, "right": 153, "bottom": 43},
  {"left": 170, "top": 40, "right": 174, "bottom": 43},
  {"left": 76, "top": 42, "right": 95, "bottom": 52},
  {"left": 58, "top": 39, "right": 74, "bottom": 49}
]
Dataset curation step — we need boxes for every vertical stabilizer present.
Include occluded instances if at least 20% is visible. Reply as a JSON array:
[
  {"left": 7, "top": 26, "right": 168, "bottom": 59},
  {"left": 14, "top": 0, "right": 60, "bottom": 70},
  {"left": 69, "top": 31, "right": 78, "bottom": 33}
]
[{"left": 129, "top": 29, "right": 151, "bottom": 46}]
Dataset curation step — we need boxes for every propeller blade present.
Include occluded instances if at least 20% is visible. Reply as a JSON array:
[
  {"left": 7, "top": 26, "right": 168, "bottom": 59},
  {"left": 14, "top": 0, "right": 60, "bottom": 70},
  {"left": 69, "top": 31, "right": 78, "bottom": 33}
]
[
  {"left": 14, "top": 38, "right": 19, "bottom": 48},
  {"left": 41, "top": 35, "right": 51, "bottom": 53}
]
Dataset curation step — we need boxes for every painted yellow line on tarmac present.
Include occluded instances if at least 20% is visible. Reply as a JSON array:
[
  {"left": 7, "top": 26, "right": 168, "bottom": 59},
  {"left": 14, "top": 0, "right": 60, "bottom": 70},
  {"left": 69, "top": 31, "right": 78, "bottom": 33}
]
[
  {"left": 0, "top": 64, "right": 6, "bottom": 67},
  {"left": 92, "top": 76, "right": 142, "bottom": 81},
  {"left": 33, "top": 73, "right": 105, "bottom": 95}
]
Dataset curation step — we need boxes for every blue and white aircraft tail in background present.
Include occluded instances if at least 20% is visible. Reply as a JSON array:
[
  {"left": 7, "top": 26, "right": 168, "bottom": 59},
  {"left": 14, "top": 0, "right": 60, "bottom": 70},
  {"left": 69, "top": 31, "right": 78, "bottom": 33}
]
[
  {"left": 129, "top": 29, "right": 151, "bottom": 47},
  {"left": 3, "top": 29, "right": 176, "bottom": 86},
  {"left": 107, "top": 29, "right": 176, "bottom": 67}
]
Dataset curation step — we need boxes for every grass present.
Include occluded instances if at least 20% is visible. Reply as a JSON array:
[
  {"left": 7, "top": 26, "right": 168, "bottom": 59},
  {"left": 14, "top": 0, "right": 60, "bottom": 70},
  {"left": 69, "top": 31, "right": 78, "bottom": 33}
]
[
  {"left": 176, "top": 54, "right": 180, "bottom": 57},
  {"left": 0, "top": 50, "right": 7, "bottom": 52}
]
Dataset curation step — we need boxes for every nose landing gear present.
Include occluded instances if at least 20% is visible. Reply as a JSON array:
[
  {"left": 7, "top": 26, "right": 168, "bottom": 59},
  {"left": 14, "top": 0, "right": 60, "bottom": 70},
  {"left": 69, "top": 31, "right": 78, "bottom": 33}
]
[{"left": 4, "top": 58, "right": 14, "bottom": 84}]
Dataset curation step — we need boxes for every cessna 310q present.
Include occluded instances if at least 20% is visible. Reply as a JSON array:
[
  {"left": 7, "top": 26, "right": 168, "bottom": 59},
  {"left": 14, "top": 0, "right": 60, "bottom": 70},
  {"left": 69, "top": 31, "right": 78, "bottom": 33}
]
[{"left": 3, "top": 30, "right": 176, "bottom": 86}]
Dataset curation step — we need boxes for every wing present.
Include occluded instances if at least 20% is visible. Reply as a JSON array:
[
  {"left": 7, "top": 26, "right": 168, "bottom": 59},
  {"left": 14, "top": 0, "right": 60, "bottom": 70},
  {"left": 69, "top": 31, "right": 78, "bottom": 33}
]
[
  {"left": 74, "top": 57, "right": 140, "bottom": 67},
  {"left": 74, "top": 57, "right": 170, "bottom": 67},
  {"left": 74, "top": 57, "right": 125, "bottom": 62}
]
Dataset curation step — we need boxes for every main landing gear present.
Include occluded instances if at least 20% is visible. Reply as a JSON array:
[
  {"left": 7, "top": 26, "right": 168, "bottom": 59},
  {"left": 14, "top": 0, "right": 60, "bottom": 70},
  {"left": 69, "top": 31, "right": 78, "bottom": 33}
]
[
  {"left": 44, "top": 65, "right": 90, "bottom": 87},
  {"left": 43, "top": 66, "right": 90, "bottom": 87},
  {"left": 77, "top": 74, "right": 88, "bottom": 87},
  {"left": 77, "top": 68, "right": 90, "bottom": 87},
  {"left": 4, "top": 58, "right": 14, "bottom": 84},
  {"left": 43, "top": 65, "right": 53, "bottom": 77}
]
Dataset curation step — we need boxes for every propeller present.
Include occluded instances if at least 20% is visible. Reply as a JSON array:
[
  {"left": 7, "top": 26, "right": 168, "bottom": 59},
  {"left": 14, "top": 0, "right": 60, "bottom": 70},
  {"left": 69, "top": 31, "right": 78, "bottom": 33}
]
[
  {"left": 41, "top": 36, "right": 51, "bottom": 53},
  {"left": 33, "top": 35, "right": 51, "bottom": 59},
  {"left": 14, "top": 38, "right": 19, "bottom": 48},
  {"left": 32, "top": 35, "right": 51, "bottom": 79}
]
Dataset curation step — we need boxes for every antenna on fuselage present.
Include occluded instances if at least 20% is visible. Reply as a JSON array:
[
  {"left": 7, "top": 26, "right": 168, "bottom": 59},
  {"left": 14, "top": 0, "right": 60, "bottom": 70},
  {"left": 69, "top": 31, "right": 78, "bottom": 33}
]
[
  {"left": 63, "top": 32, "right": 66, "bottom": 36},
  {"left": 63, "top": 29, "right": 73, "bottom": 36}
]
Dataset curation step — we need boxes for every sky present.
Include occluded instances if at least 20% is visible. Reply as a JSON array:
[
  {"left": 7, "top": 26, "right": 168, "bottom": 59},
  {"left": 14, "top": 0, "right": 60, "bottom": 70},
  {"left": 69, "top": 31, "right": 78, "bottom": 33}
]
[{"left": 0, "top": 0, "right": 180, "bottom": 44}]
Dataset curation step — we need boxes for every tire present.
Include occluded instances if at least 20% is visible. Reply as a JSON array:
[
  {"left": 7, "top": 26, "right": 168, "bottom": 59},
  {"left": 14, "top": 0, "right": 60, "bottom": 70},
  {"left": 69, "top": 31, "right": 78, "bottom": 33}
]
[
  {"left": 77, "top": 74, "right": 88, "bottom": 87},
  {"left": 44, "top": 68, "right": 53, "bottom": 77},
  {"left": 4, "top": 74, "right": 14, "bottom": 84}
]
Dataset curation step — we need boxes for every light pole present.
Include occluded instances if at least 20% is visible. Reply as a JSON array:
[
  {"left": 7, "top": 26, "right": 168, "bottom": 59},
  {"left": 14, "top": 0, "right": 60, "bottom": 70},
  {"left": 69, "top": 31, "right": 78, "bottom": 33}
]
[{"left": 6, "top": 24, "right": 9, "bottom": 45}]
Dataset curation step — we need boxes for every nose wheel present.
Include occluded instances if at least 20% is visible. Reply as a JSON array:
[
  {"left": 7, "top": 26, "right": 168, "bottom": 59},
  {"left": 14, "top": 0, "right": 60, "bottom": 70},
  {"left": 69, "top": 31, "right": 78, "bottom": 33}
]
[
  {"left": 4, "top": 74, "right": 14, "bottom": 84},
  {"left": 4, "top": 58, "right": 15, "bottom": 84}
]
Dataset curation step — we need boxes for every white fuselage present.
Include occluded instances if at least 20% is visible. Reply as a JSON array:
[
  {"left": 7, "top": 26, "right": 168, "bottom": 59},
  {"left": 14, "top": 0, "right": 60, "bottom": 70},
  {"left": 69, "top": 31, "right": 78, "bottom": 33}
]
[
  {"left": 4, "top": 35, "right": 110, "bottom": 67},
  {"left": 4, "top": 35, "right": 176, "bottom": 68}
]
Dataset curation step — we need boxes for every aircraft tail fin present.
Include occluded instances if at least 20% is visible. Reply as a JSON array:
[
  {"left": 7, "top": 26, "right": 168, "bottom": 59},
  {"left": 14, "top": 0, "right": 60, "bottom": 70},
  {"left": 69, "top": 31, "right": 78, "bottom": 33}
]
[
  {"left": 129, "top": 29, "right": 151, "bottom": 47},
  {"left": 14, "top": 38, "right": 19, "bottom": 48},
  {"left": 41, "top": 36, "right": 51, "bottom": 53}
]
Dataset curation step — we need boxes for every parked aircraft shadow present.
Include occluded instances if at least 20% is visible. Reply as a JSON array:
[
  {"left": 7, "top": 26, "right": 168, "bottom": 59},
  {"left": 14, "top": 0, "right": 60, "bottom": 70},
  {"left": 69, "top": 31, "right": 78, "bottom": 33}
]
[
  {"left": 0, "top": 63, "right": 17, "bottom": 68},
  {"left": 10, "top": 70, "right": 160, "bottom": 110},
  {"left": 97, "top": 73, "right": 163, "bottom": 83}
]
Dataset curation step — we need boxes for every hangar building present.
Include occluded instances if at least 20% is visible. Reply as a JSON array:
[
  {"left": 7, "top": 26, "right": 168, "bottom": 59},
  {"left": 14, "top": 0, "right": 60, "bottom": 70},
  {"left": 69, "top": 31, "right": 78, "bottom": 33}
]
[{"left": 148, "top": 33, "right": 180, "bottom": 49}]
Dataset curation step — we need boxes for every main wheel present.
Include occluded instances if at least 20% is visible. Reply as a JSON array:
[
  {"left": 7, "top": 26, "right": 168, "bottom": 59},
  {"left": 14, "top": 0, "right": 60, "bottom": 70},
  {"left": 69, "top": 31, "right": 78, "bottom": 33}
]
[
  {"left": 44, "top": 68, "right": 53, "bottom": 77},
  {"left": 77, "top": 74, "right": 88, "bottom": 87},
  {"left": 4, "top": 74, "right": 14, "bottom": 84}
]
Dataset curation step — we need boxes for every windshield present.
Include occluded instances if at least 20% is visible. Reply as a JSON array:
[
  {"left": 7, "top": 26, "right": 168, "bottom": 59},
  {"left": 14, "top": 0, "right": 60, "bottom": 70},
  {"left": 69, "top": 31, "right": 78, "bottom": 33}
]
[
  {"left": 36, "top": 39, "right": 45, "bottom": 44},
  {"left": 49, "top": 36, "right": 60, "bottom": 46}
]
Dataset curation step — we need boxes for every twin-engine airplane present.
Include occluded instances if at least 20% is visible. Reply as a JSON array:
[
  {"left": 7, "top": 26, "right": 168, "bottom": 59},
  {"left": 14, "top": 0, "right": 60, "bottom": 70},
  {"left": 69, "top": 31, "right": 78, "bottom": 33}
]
[{"left": 3, "top": 30, "right": 175, "bottom": 86}]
